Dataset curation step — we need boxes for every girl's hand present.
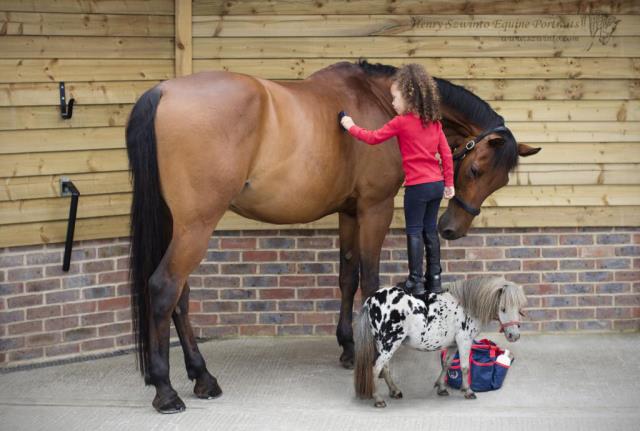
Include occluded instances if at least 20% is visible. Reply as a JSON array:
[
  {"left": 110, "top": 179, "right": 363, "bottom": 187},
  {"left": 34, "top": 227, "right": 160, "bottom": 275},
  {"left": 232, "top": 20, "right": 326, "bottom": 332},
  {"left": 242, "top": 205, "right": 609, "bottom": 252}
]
[
  {"left": 340, "top": 115, "right": 355, "bottom": 130},
  {"left": 444, "top": 186, "right": 455, "bottom": 199}
]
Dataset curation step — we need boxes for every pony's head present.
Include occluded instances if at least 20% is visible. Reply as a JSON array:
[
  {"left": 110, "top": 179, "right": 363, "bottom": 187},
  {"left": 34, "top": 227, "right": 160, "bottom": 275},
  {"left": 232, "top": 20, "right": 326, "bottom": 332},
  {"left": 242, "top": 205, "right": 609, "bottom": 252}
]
[
  {"left": 449, "top": 277, "right": 527, "bottom": 342},
  {"left": 496, "top": 279, "right": 528, "bottom": 342}
]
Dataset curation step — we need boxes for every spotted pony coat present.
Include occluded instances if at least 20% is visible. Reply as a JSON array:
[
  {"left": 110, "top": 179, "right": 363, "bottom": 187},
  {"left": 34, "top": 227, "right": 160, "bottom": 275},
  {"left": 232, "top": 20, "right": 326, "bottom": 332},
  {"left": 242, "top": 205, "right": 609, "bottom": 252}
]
[
  {"left": 354, "top": 286, "right": 480, "bottom": 407},
  {"left": 368, "top": 286, "right": 479, "bottom": 358}
]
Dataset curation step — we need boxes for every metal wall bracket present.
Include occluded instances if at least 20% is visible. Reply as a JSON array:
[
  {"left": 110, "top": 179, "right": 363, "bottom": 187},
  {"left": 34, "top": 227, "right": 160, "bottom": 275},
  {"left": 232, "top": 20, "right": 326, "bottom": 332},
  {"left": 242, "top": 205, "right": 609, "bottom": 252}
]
[
  {"left": 59, "top": 82, "right": 75, "bottom": 119},
  {"left": 60, "top": 178, "right": 80, "bottom": 272}
]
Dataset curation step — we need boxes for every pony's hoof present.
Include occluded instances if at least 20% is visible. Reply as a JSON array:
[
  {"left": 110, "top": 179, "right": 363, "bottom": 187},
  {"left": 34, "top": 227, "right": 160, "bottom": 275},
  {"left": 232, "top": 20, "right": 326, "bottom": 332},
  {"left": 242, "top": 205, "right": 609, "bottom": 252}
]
[
  {"left": 194, "top": 374, "right": 223, "bottom": 400},
  {"left": 374, "top": 400, "right": 387, "bottom": 408},
  {"left": 390, "top": 391, "right": 403, "bottom": 399},
  {"left": 437, "top": 388, "right": 450, "bottom": 396},
  {"left": 339, "top": 351, "right": 354, "bottom": 369},
  {"left": 464, "top": 392, "right": 477, "bottom": 400},
  {"left": 153, "top": 394, "right": 186, "bottom": 414}
]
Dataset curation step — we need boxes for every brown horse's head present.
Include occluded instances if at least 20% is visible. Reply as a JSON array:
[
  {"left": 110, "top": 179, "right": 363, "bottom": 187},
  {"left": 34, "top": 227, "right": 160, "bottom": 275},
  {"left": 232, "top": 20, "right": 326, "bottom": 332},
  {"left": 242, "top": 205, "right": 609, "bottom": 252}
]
[
  {"left": 434, "top": 78, "right": 541, "bottom": 240},
  {"left": 350, "top": 61, "right": 540, "bottom": 239}
]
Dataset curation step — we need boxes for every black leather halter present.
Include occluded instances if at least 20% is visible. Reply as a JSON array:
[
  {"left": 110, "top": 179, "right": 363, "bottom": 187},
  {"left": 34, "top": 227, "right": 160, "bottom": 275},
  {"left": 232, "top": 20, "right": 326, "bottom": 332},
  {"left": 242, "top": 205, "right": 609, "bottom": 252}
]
[{"left": 450, "top": 126, "right": 509, "bottom": 217}]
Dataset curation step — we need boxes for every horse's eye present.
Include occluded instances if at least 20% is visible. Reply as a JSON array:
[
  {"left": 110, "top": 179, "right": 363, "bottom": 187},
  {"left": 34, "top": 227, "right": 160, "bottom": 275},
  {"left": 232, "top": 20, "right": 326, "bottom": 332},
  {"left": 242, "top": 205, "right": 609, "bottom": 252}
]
[
  {"left": 470, "top": 165, "right": 480, "bottom": 178},
  {"left": 501, "top": 307, "right": 506, "bottom": 313}
]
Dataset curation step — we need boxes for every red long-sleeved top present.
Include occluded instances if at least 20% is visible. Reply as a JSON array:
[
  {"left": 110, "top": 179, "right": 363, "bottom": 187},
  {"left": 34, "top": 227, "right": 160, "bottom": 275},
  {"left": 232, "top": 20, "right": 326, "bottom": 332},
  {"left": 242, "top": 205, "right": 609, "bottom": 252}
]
[{"left": 348, "top": 113, "right": 454, "bottom": 187}]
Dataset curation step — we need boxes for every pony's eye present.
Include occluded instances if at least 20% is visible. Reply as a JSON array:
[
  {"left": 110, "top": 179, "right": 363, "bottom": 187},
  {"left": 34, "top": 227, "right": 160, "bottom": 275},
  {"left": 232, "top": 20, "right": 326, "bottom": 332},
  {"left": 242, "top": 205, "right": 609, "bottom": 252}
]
[
  {"left": 470, "top": 165, "right": 480, "bottom": 178},
  {"left": 501, "top": 308, "right": 506, "bottom": 313}
]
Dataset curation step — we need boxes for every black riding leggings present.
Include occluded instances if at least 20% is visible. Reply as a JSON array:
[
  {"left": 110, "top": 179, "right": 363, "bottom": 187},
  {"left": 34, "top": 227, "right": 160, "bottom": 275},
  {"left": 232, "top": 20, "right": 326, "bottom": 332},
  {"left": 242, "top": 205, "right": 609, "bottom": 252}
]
[{"left": 403, "top": 181, "right": 444, "bottom": 235}]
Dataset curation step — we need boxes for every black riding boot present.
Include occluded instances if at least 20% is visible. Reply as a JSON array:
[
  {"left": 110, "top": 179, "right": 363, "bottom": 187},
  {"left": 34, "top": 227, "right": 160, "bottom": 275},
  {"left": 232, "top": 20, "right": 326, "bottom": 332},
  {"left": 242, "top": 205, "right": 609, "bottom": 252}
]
[
  {"left": 402, "top": 234, "right": 426, "bottom": 298},
  {"left": 423, "top": 231, "right": 443, "bottom": 294}
]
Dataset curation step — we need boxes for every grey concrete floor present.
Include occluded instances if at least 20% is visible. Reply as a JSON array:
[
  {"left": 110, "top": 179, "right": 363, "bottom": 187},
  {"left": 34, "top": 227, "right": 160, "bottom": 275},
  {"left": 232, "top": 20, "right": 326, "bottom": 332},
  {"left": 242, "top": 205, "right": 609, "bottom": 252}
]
[{"left": 1, "top": 334, "right": 639, "bottom": 431}]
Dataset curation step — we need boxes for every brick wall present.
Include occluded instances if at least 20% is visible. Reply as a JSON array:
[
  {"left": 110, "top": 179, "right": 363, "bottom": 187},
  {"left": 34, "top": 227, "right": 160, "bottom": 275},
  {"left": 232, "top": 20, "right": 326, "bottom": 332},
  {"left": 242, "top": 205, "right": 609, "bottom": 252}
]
[{"left": 1, "top": 227, "right": 638, "bottom": 368}]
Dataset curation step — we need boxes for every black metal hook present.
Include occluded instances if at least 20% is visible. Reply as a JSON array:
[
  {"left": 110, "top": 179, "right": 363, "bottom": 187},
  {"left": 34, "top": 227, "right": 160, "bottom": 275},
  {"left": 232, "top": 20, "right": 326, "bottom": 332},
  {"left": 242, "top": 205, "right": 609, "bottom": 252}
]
[
  {"left": 61, "top": 178, "right": 80, "bottom": 271},
  {"left": 59, "top": 82, "right": 75, "bottom": 119}
]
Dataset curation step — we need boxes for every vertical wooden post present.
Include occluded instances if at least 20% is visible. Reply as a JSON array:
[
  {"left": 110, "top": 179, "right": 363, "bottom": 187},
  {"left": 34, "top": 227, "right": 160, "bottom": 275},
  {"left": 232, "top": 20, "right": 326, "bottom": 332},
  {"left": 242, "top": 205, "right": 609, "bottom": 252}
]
[{"left": 175, "top": 0, "right": 192, "bottom": 77}]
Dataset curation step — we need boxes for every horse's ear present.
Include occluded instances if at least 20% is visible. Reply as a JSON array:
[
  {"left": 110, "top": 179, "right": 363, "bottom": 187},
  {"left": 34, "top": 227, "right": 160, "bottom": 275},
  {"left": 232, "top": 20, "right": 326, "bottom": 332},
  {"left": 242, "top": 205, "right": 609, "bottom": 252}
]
[{"left": 518, "top": 143, "right": 541, "bottom": 157}]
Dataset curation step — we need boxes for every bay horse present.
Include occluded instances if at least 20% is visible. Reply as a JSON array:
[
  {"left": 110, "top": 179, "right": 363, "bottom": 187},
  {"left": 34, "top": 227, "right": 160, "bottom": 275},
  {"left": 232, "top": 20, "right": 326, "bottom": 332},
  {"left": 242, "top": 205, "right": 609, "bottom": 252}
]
[
  {"left": 125, "top": 60, "right": 540, "bottom": 413},
  {"left": 354, "top": 277, "right": 526, "bottom": 407}
]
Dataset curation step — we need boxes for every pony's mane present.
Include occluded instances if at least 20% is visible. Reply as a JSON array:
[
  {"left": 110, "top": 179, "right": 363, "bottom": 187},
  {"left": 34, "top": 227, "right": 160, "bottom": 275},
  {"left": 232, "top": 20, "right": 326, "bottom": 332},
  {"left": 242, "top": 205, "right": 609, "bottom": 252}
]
[
  {"left": 351, "top": 60, "right": 520, "bottom": 172},
  {"left": 447, "top": 277, "right": 527, "bottom": 325}
]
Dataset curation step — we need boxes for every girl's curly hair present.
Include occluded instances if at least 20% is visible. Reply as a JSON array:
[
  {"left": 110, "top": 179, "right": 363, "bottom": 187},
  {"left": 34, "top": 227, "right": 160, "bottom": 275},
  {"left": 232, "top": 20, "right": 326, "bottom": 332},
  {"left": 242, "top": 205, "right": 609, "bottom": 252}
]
[{"left": 394, "top": 64, "right": 442, "bottom": 126}]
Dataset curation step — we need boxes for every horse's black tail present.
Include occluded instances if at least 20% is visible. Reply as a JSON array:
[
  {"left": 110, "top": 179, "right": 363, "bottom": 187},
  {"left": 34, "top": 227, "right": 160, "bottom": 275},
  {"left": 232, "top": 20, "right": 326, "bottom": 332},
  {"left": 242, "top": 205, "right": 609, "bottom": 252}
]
[
  {"left": 125, "top": 86, "right": 171, "bottom": 383},
  {"left": 354, "top": 303, "right": 375, "bottom": 399}
]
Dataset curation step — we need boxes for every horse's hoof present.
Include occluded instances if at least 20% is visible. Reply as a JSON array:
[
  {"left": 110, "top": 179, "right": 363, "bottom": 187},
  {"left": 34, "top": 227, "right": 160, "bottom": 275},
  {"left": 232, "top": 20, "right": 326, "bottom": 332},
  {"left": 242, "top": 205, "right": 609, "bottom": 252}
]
[
  {"left": 194, "top": 374, "right": 223, "bottom": 400},
  {"left": 464, "top": 392, "right": 477, "bottom": 400},
  {"left": 339, "top": 351, "right": 354, "bottom": 369},
  {"left": 437, "top": 389, "right": 450, "bottom": 396},
  {"left": 390, "top": 391, "right": 403, "bottom": 399},
  {"left": 374, "top": 400, "right": 387, "bottom": 408},
  {"left": 153, "top": 394, "right": 186, "bottom": 414}
]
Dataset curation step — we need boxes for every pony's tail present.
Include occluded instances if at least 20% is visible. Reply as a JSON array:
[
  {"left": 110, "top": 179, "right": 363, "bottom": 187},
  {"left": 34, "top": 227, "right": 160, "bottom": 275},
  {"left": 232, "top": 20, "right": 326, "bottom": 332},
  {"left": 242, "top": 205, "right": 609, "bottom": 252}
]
[
  {"left": 125, "top": 86, "right": 171, "bottom": 383},
  {"left": 354, "top": 303, "right": 375, "bottom": 399}
]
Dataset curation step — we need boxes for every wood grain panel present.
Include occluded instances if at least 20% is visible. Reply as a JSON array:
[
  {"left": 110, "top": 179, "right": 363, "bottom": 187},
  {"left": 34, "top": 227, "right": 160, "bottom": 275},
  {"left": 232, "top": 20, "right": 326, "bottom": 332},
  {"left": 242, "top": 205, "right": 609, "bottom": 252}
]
[
  {"left": 0, "top": 81, "right": 158, "bottom": 106},
  {"left": 0, "top": 36, "right": 174, "bottom": 59},
  {"left": 2, "top": 0, "right": 173, "bottom": 15},
  {"left": 193, "top": 0, "right": 640, "bottom": 15},
  {"left": 193, "top": 36, "right": 640, "bottom": 59},
  {"left": 193, "top": 15, "right": 640, "bottom": 37},
  {"left": 3, "top": 206, "right": 639, "bottom": 248},
  {"left": 0, "top": 128, "right": 125, "bottom": 154},
  {"left": 0, "top": 149, "right": 128, "bottom": 177},
  {"left": 0, "top": 59, "right": 173, "bottom": 83},
  {"left": 193, "top": 58, "right": 640, "bottom": 79},
  {"left": 0, "top": 12, "right": 173, "bottom": 36},
  {"left": 0, "top": 104, "right": 132, "bottom": 130}
]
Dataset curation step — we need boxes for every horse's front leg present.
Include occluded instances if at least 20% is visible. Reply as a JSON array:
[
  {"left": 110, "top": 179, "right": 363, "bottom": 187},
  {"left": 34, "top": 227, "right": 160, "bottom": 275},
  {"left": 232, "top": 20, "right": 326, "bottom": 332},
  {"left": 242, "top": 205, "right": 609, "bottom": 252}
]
[
  {"left": 336, "top": 212, "right": 360, "bottom": 369},
  {"left": 456, "top": 337, "right": 476, "bottom": 399},
  {"left": 357, "top": 198, "right": 395, "bottom": 299},
  {"left": 435, "top": 346, "right": 457, "bottom": 396}
]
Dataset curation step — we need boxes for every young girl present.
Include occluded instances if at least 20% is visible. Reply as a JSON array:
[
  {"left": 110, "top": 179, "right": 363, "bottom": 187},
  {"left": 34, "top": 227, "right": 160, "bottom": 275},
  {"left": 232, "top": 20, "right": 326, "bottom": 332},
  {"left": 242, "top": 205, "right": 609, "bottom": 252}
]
[{"left": 340, "top": 64, "right": 454, "bottom": 297}]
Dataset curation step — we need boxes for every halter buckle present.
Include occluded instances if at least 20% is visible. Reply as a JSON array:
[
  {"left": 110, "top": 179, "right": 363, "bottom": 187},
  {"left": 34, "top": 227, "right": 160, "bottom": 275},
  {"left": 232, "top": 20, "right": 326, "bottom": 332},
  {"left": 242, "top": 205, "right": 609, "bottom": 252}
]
[{"left": 465, "top": 140, "right": 476, "bottom": 151}]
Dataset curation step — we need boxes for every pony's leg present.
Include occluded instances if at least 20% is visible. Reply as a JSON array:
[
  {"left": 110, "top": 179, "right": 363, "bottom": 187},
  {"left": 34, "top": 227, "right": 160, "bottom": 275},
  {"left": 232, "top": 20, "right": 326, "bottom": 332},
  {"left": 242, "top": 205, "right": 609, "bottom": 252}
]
[
  {"left": 172, "top": 282, "right": 222, "bottom": 399},
  {"left": 336, "top": 212, "right": 360, "bottom": 369},
  {"left": 357, "top": 198, "right": 395, "bottom": 298},
  {"left": 456, "top": 337, "right": 476, "bottom": 399},
  {"left": 371, "top": 338, "right": 404, "bottom": 408},
  {"left": 381, "top": 364, "right": 403, "bottom": 399},
  {"left": 148, "top": 221, "right": 220, "bottom": 413},
  {"left": 371, "top": 357, "right": 388, "bottom": 408},
  {"left": 435, "top": 347, "right": 457, "bottom": 396}
]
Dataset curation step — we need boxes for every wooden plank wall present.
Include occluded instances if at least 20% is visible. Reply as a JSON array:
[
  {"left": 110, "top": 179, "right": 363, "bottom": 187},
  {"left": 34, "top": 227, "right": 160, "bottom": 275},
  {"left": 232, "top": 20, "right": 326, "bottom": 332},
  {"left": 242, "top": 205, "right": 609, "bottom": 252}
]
[
  {"left": 190, "top": 0, "right": 640, "bottom": 230},
  {"left": 0, "top": 0, "right": 174, "bottom": 247},
  {"left": 1, "top": 0, "right": 639, "bottom": 247}
]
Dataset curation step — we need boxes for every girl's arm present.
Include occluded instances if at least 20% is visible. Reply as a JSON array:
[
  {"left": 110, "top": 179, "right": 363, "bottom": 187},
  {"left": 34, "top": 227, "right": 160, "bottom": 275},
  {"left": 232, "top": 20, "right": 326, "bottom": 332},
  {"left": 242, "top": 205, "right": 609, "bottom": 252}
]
[
  {"left": 346, "top": 116, "right": 400, "bottom": 145},
  {"left": 437, "top": 122, "right": 455, "bottom": 188}
]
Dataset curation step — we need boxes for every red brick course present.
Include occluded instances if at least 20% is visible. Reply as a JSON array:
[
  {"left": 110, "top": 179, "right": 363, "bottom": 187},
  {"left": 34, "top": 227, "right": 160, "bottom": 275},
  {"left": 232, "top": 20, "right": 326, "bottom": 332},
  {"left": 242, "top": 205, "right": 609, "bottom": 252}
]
[{"left": 1, "top": 228, "right": 639, "bottom": 368}]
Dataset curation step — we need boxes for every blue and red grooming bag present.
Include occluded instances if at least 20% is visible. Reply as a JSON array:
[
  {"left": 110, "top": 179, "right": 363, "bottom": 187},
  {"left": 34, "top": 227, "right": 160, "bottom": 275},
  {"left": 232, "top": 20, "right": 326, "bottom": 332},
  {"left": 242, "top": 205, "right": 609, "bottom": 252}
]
[{"left": 440, "top": 339, "right": 510, "bottom": 392}]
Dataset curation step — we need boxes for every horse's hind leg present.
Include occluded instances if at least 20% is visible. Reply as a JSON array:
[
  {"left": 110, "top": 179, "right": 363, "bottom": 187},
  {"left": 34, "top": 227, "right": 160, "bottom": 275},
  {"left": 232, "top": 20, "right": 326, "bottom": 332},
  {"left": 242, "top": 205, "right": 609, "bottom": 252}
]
[
  {"left": 336, "top": 212, "right": 360, "bottom": 369},
  {"left": 435, "top": 346, "right": 457, "bottom": 396},
  {"left": 381, "top": 365, "right": 403, "bottom": 399},
  {"left": 172, "top": 282, "right": 222, "bottom": 399},
  {"left": 148, "top": 221, "right": 221, "bottom": 413}
]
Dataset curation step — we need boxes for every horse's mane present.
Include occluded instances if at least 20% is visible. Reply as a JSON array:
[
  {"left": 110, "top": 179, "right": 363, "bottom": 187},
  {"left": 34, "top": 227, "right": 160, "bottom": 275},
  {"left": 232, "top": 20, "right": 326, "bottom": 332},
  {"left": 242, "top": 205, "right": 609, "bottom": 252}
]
[
  {"left": 348, "top": 60, "right": 520, "bottom": 172},
  {"left": 447, "top": 277, "right": 527, "bottom": 325}
]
